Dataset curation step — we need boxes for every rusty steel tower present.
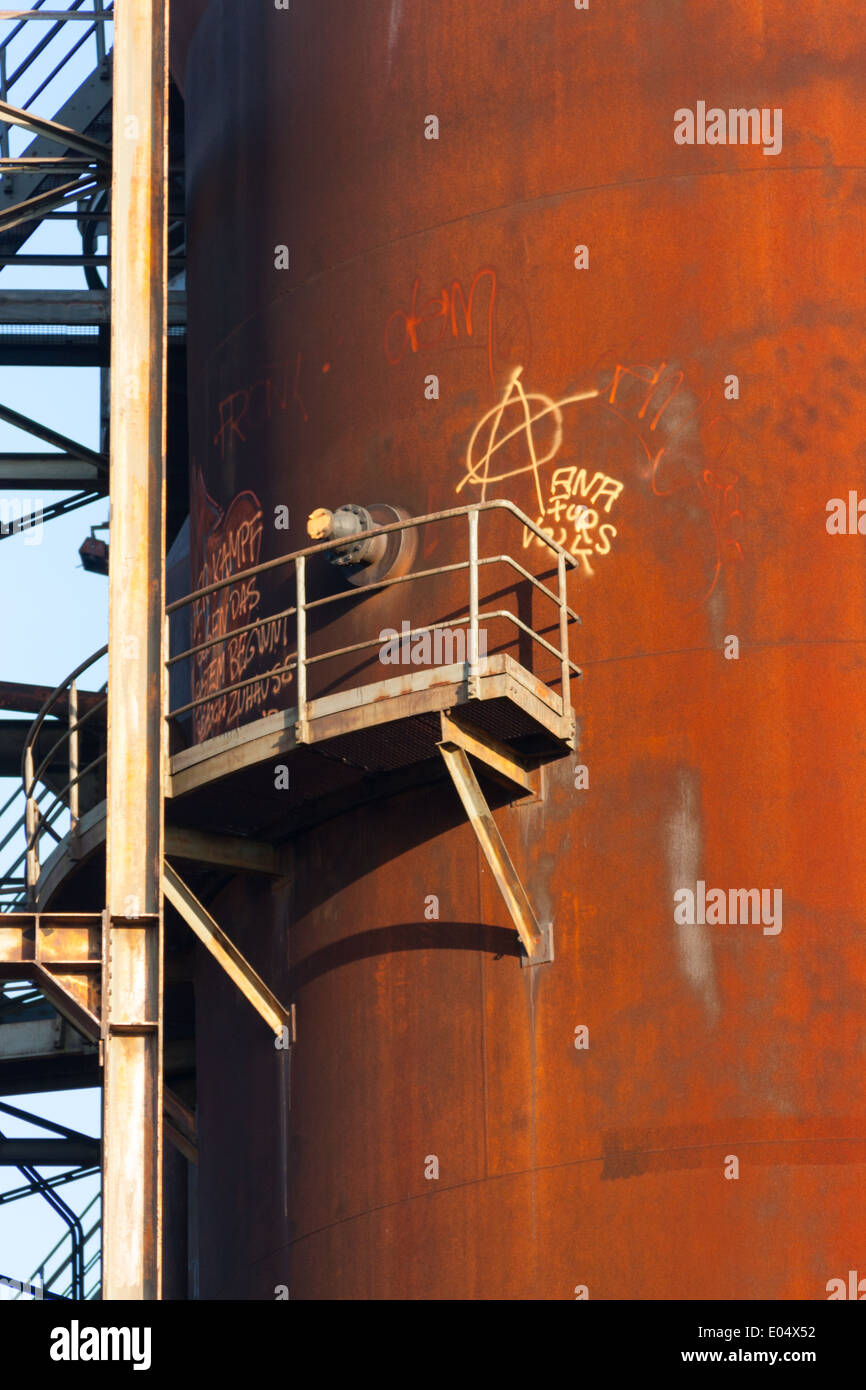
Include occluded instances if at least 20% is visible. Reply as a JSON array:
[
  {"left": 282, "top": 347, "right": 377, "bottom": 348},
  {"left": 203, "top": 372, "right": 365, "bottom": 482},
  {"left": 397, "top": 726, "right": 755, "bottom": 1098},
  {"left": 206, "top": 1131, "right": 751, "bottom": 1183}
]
[{"left": 1, "top": 0, "right": 866, "bottom": 1304}]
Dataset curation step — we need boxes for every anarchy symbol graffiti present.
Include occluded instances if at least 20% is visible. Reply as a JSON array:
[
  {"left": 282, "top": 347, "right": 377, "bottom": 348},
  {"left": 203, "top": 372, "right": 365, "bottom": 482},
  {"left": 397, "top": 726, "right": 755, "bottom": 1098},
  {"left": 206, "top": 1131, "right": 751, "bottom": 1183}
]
[{"left": 457, "top": 366, "right": 599, "bottom": 514}]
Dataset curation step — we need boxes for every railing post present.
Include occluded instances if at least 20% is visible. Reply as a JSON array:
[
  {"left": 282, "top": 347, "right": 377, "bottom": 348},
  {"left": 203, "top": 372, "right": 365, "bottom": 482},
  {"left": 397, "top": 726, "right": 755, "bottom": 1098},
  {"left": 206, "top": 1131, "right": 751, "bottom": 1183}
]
[
  {"left": 295, "top": 556, "right": 308, "bottom": 742},
  {"left": 557, "top": 551, "right": 572, "bottom": 735},
  {"left": 0, "top": 49, "right": 9, "bottom": 165},
  {"left": 24, "top": 745, "right": 39, "bottom": 906},
  {"left": 468, "top": 508, "right": 480, "bottom": 697},
  {"left": 162, "top": 609, "right": 171, "bottom": 775},
  {"left": 94, "top": 0, "right": 107, "bottom": 70},
  {"left": 68, "top": 679, "right": 79, "bottom": 836}
]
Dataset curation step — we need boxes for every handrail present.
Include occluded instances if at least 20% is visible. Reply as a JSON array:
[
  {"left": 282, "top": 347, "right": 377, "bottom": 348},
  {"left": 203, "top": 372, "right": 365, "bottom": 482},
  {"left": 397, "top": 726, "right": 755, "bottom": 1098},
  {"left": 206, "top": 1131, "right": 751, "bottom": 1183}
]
[
  {"left": 167, "top": 499, "right": 580, "bottom": 736},
  {"left": 15, "top": 1191, "right": 101, "bottom": 1301},
  {"left": 166, "top": 497, "right": 579, "bottom": 615},
  {"left": 167, "top": 502, "right": 575, "bottom": 679},
  {"left": 3, "top": 500, "right": 580, "bottom": 907},
  {"left": 27, "top": 694, "right": 106, "bottom": 794},
  {"left": 0, "top": 644, "right": 107, "bottom": 908},
  {"left": 21, "top": 643, "right": 107, "bottom": 784}
]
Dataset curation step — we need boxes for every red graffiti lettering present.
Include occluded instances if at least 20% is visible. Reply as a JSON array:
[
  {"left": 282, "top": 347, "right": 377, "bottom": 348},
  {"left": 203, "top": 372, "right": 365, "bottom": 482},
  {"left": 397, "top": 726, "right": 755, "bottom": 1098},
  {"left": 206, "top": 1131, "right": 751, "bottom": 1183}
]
[{"left": 385, "top": 268, "right": 498, "bottom": 386}]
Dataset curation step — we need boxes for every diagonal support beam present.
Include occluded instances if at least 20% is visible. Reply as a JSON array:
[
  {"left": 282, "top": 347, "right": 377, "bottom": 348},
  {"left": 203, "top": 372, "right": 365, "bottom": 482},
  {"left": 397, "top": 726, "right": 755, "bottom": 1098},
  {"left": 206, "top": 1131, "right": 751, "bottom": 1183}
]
[
  {"left": 0, "top": 174, "right": 107, "bottom": 235},
  {"left": 0, "top": 913, "right": 102, "bottom": 1039},
  {"left": 0, "top": 157, "right": 99, "bottom": 173},
  {"left": 438, "top": 740, "right": 549, "bottom": 962},
  {"left": 0, "top": 1097, "right": 99, "bottom": 1147},
  {"left": 0, "top": 401, "right": 107, "bottom": 469},
  {"left": 31, "top": 963, "right": 101, "bottom": 1043},
  {"left": 163, "top": 862, "right": 293, "bottom": 1037},
  {"left": 163, "top": 1088, "right": 197, "bottom": 1165},
  {"left": 439, "top": 710, "right": 536, "bottom": 796},
  {"left": 0, "top": 98, "right": 111, "bottom": 161}
]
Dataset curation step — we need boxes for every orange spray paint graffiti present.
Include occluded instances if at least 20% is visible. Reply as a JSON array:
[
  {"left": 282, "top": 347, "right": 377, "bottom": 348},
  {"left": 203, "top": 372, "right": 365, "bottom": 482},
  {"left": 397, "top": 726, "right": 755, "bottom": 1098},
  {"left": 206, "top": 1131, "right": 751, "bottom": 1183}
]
[
  {"left": 457, "top": 366, "right": 600, "bottom": 512},
  {"left": 455, "top": 358, "right": 742, "bottom": 597},
  {"left": 213, "top": 353, "right": 308, "bottom": 459},
  {"left": 190, "top": 467, "right": 294, "bottom": 741},
  {"left": 455, "top": 365, "right": 609, "bottom": 574},
  {"left": 385, "top": 268, "right": 498, "bottom": 386}
]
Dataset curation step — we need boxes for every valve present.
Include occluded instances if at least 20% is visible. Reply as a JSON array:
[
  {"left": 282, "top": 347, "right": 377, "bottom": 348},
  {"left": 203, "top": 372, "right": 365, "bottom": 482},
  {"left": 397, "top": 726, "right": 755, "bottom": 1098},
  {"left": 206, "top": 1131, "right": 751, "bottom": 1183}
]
[
  {"left": 306, "top": 501, "right": 416, "bottom": 589},
  {"left": 306, "top": 504, "right": 384, "bottom": 567}
]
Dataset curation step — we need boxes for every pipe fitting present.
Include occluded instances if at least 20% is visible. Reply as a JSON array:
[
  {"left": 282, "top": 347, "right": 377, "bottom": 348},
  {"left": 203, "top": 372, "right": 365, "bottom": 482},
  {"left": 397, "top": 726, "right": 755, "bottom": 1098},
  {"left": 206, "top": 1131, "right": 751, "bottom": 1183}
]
[{"left": 306, "top": 504, "right": 380, "bottom": 566}]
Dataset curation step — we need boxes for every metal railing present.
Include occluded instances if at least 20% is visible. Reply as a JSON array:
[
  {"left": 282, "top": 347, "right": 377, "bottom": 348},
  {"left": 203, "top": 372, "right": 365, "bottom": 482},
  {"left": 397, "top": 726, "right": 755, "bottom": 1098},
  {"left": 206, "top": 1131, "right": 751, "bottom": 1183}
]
[
  {"left": 1, "top": 499, "right": 580, "bottom": 906},
  {"left": 10, "top": 1188, "right": 101, "bottom": 1300},
  {"left": 167, "top": 498, "right": 581, "bottom": 740},
  {"left": 0, "top": 3, "right": 115, "bottom": 538},
  {"left": 0, "top": 645, "right": 106, "bottom": 909},
  {"left": 0, "top": 0, "right": 111, "bottom": 177}
]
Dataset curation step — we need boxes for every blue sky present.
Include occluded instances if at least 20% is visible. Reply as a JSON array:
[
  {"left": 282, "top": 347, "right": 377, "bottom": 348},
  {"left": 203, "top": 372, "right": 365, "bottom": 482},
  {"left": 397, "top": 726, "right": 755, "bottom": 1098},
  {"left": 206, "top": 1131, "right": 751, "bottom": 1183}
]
[
  {"left": 0, "top": 5, "right": 113, "bottom": 1298},
  {"left": 0, "top": 277, "right": 107, "bottom": 1300}
]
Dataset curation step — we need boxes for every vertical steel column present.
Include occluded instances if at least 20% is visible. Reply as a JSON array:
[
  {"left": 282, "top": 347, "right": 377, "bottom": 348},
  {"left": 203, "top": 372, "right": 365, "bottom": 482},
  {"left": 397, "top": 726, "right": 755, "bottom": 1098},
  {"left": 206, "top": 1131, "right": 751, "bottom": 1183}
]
[{"left": 102, "top": 0, "right": 168, "bottom": 1301}]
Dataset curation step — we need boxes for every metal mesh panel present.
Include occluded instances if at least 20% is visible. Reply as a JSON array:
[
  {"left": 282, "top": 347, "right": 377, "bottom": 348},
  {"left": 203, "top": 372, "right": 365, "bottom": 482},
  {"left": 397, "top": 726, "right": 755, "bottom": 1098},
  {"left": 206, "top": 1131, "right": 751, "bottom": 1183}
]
[{"left": 318, "top": 711, "right": 443, "bottom": 772}]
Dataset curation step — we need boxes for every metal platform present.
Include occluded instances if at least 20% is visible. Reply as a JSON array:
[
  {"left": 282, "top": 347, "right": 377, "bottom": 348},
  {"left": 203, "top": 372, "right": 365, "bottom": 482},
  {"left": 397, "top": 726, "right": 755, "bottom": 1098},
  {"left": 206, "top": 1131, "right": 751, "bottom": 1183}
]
[
  {"left": 4, "top": 497, "right": 580, "bottom": 897},
  {"left": 22, "top": 647, "right": 571, "bottom": 903},
  {"left": 169, "top": 652, "right": 571, "bottom": 822}
]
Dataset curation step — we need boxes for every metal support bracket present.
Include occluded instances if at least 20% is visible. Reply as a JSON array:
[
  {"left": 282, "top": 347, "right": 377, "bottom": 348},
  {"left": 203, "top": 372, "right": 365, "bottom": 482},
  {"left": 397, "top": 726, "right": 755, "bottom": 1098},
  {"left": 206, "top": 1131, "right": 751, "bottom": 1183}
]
[
  {"left": 440, "top": 710, "right": 537, "bottom": 797},
  {"left": 104, "top": 912, "right": 160, "bottom": 930},
  {"left": 0, "top": 96, "right": 111, "bottom": 162},
  {"left": 521, "top": 919, "right": 554, "bottom": 967},
  {"left": 0, "top": 914, "right": 194, "bottom": 1163},
  {"left": 163, "top": 861, "right": 294, "bottom": 1038},
  {"left": 437, "top": 738, "right": 549, "bottom": 963},
  {"left": 0, "top": 912, "right": 102, "bottom": 1039},
  {"left": 164, "top": 825, "right": 291, "bottom": 878}
]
